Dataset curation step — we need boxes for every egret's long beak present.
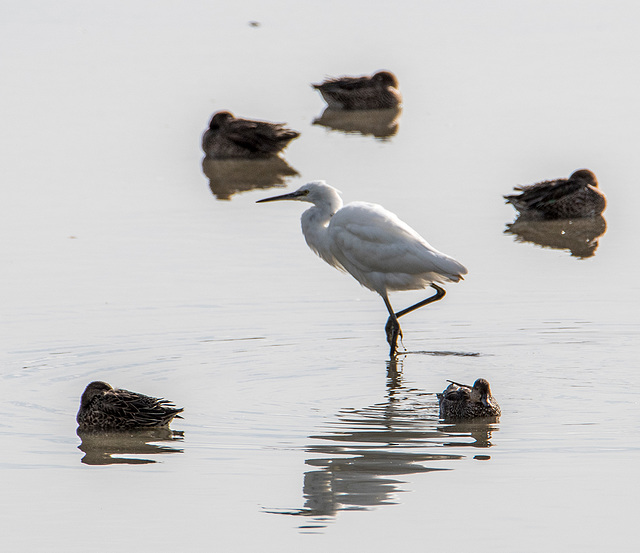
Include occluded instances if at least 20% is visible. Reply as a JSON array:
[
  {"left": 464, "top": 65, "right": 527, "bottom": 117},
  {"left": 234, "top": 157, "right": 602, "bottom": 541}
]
[{"left": 257, "top": 190, "right": 303, "bottom": 203}]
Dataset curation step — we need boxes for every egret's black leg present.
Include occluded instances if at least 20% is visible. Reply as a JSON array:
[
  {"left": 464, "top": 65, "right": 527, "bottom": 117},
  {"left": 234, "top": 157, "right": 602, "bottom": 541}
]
[
  {"left": 382, "top": 295, "right": 403, "bottom": 357},
  {"left": 382, "top": 284, "right": 446, "bottom": 357},
  {"left": 395, "top": 284, "right": 446, "bottom": 319}
]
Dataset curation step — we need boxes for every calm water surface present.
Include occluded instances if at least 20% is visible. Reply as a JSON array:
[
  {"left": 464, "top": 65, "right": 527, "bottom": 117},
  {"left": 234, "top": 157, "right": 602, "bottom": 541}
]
[{"left": 2, "top": 1, "right": 639, "bottom": 551}]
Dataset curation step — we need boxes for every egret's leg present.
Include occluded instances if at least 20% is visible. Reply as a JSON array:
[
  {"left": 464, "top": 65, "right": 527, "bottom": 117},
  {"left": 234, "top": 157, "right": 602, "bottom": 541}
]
[
  {"left": 381, "top": 285, "right": 446, "bottom": 357},
  {"left": 382, "top": 294, "right": 403, "bottom": 357},
  {"left": 395, "top": 284, "right": 446, "bottom": 320}
]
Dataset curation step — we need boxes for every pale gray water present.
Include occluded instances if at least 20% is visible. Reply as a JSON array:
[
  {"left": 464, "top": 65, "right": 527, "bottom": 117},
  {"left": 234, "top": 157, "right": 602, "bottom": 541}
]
[{"left": 2, "top": 1, "right": 640, "bottom": 551}]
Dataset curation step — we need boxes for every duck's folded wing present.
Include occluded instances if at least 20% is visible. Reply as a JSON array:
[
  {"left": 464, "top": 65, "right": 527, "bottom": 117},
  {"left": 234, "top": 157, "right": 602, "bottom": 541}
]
[
  {"left": 443, "top": 387, "right": 470, "bottom": 401},
  {"left": 317, "top": 75, "right": 371, "bottom": 90},
  {"left": 525, "top": 180, "right": 583, "bottom": 209}
]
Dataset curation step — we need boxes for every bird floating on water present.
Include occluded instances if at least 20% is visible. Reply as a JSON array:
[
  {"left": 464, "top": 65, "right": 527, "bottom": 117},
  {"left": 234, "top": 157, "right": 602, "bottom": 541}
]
[
  {"left": 438, "top": 378, "right": 501, "bottom": 420},
  {"left": 257, "top": 181, "right": 467, "bottom": 357},
  {"left": 312, "top": 71, "right": 402, "bottom": 110},
  {"left": 504, "top": 169, "right": 606, "bottom": 219},
  {"left": 202, "top": 111, "right": 300, "bottom": 159},
  {"left": 77, "top": 381, "right": 184, "bottom": 432}
]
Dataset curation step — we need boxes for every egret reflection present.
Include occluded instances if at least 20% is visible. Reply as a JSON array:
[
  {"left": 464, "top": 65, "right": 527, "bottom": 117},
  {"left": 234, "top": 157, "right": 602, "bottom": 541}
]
[
  {"left": 269, "top": 362, "right": 496, "bottom": 528},
  {"left": 203, "top": 156, "right": 299, "bottom": 200},
  {"left": 312, "top": 106, "right": 402, "bottom": 140},
  {"left": 77, "top": 428, "right": 184, "bottom": 465},
  {"left": 504, "top": 215, "right": 607, "bottom": 259}
]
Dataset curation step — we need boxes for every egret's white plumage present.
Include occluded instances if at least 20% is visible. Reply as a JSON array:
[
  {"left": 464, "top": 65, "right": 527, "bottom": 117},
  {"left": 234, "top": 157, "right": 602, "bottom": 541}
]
[{"left": 257, "top": 181, "right": 467, "bottom": 355}]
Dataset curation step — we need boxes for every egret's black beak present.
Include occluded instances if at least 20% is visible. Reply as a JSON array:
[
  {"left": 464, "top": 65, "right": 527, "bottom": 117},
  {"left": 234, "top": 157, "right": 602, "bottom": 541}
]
[{"left": 257, "top": 191, "right": 303, "bottom": 203}]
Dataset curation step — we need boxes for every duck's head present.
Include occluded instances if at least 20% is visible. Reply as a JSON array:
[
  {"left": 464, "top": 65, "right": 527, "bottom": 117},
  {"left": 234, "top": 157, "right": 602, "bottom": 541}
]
[
  {"left": 373, "top": 71, "right": 399, "bottom": 88},
  {"left": 209, "top": 111, "right": 235, "bottom": 130},
  {"left": 80, "top": 381, "right": 113, "bottom": 409},
  {"left": 569, "top": 169, "right": 598, "bottom": 187},
  {"left": 471, "top": 378, "right": 492, "bottom": 406}
]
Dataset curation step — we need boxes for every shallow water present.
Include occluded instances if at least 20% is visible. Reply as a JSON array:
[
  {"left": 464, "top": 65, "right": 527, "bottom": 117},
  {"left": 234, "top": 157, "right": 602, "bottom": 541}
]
[{"left": 2, "top": 1, "right": 640, "bottom": 551}]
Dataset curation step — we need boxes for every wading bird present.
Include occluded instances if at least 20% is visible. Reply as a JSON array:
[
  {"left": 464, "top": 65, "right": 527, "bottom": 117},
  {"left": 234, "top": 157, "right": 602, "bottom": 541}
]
[
  {"left": 202, "top": 111, "right": 300, "bottom": 159},
  {"left": 504, "top": 169, "right": 606, "bottom": 219},
  {"left": 438, "top": 378, "right": 501, "bottom": 420},
  {"left": 77, "top": 381, "right": 183, "bottom": 431},
  {"left": 312, "top": 71, "right": 402, "bottom": 110},
  {"left": 257, "top": 181, "right": 467, "bottom": 356}
]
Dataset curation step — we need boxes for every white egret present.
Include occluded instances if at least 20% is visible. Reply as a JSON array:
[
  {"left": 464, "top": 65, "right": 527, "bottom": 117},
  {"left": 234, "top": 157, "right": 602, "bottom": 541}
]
[{"left": 257, "top": 181, "right": 468, "bottom": 356}]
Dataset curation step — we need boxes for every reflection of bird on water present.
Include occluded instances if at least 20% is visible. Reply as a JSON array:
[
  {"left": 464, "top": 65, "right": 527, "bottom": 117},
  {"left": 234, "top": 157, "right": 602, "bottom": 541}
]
[
  {"left": 504, "top": 169, "right": 606, "bottom": 219},
  {"left": 438, "top": 378, "right": 501, "bottom": 420},
  {"left": 267, "top": 363, "right": 466, "bottom": 525},
  {"left": 201, "top": 111, "right": 300, "bottom": 159},
  {"left": 505, "top": 215, "right": 607, "bottom": 259},
  {"left": 437, "top": 420, "right": 498, "bottom": 457},
  {"left": 77, "top": 381, "right": 183, "bottom": 432},
  {"left": 77, "top": 427, "right": 184, "bottom": 465},
  {"left": 257, "top": 181, "right": 467, "bottom": 357},
  {"left": 202, "top": 156, "right": 299, "bottom": 200},
  {"left": 312, "top": 70, "right": 402, "bottom": 110},
  {"left": 312, "top": 106, "right": 401, "bottom": 140}
]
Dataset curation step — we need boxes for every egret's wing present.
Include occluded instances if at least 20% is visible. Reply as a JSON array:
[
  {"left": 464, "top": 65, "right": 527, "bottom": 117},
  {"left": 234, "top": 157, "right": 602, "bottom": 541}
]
[{"left": 328, "top": 202, "right": 466, "bottom": 278}]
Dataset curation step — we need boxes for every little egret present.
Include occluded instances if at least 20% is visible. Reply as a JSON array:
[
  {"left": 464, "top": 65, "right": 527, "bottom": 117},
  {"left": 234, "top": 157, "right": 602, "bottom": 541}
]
[
  {"left": 257, "top": 181, "right": 467, "bottom": 356},
  {"left": 504, "top": 169, "right": 606, "bottom": 219}
]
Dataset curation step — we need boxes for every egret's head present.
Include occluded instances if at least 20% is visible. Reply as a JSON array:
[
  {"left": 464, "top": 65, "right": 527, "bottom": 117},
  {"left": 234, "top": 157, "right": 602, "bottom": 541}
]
[
  {"left": 257, "top": 181, "right": 342, "bottom": 206},
  {"left": 569, "top": 169, "right": 598, "bottom": 187},
  {"left": 80, "top": 381, "right": 113, "bottom": 409}
]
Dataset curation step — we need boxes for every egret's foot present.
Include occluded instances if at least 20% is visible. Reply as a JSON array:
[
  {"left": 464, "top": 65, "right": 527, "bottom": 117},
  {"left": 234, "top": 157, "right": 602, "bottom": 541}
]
[{"left": 385, "top": 316, "right": 403, "bottom": 356}]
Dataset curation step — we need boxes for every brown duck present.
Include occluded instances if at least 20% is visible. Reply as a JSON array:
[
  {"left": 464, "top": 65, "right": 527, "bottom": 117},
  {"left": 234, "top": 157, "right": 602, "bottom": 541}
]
[
  {"left": 77, "top": 381, "right": 183, "bottom": 431},
  {"left": 504, "top": 169, "right": 606, "bottom": 219},
  {"left": 202, "top": 111, "right": 300, "bottom": 159},
  {"left": 438, "top": 378, "right": 501, "bottom": 420},
  {"left": 312, "top": 70, "right": 402, "bottom": 110}
]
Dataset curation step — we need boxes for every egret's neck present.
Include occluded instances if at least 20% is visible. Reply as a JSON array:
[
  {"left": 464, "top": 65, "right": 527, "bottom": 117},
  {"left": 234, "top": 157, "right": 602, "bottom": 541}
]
[{"left": 300, "top": 195, "right": 342, "bottom": 262}]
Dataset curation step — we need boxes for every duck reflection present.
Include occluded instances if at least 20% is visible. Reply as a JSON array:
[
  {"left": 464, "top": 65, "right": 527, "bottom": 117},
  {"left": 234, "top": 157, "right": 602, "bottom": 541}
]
[
  {"left": 202, "top": 156, "right": 299, "bottom": 200},
  {"left": 312, "top": 106, "right": 401, "bottom": 140},
  {"left": 77, "top": 428, "right": 184, "bottom": 465},
  {"left": 271, "top": 361, "right": 495, "bottom": 527},
  {"left": 437, "top": 420, "right": 498, "bottom": 458},
  {"left": 504, "top": 215, "right": 607, "bottom": 259}
]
